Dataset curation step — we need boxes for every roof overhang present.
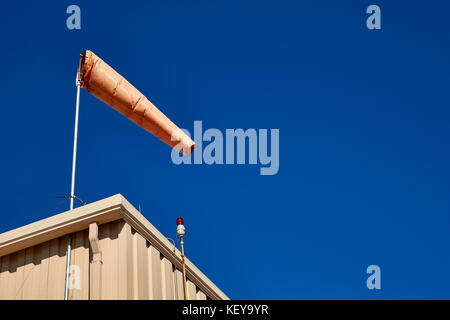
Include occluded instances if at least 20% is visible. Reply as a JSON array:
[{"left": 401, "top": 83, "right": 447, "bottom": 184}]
[{"left": 0, "top": 194, "right": 229, "bottom": 300}]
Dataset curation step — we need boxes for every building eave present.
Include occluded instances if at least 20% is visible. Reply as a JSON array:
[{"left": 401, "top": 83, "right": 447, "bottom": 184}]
[{"left": 0, "top": 194, "right": 229, "bottom": 300}]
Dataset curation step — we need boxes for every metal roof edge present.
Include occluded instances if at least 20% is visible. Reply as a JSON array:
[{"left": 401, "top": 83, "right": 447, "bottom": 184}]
[
  {"left": 0, "top": 194, "right": 229, "bottom": 300},
  {"left": 0, "top": 194, "right": 123, "bottom": 258}
]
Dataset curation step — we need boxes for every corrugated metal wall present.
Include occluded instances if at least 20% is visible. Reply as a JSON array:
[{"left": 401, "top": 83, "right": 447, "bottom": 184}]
[
  {"left": 97, "top": 219, "right": 207, "bottom": 300},
  {"left": 0, "top": 219, "right": 208, "bottom": 300},
  {"left": 0, "top": 234, "right": 73, "bottom": 299}
]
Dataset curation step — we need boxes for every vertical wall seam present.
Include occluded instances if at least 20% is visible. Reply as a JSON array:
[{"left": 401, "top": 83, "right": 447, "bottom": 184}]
[
  {"left": 132, "top": 230, "right": 138, "bottom": 299},
  {"left": 160, "top": 254, "right": 166, "bottom": 299}
]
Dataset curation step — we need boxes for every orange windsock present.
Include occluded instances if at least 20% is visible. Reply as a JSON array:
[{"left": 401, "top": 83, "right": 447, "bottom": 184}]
[{"left": 78, "top": 50, "right": 195, "bottom": 156}]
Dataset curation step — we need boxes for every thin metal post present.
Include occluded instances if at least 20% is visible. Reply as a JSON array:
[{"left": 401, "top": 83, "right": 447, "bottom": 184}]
[
  {"left": 180, "top": 236, "right": 188, "bottom": 300},
  {"left": 70, "top": 83, "right": 80, "bottom": 210},
  {"left": 64, "top": 76, "right": 81, "bottom": 300}
]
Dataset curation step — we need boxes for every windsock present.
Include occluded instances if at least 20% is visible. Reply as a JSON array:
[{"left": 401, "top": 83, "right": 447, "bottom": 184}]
[{"left": 78, "top": 50, "right": 195, "bottom": 156}]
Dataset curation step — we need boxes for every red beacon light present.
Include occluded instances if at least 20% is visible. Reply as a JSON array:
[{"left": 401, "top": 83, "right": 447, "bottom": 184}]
[{"left": 176, "top": 217, "right": 186, "bottom": 237}]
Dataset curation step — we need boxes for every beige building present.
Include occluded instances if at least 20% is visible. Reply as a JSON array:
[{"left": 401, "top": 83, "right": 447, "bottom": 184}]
[{"left": 0, "top": 194, "right": 228, "bottom": 300}]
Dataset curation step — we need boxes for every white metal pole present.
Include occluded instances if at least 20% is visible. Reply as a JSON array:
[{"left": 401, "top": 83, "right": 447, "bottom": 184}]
[
  {"left": 64, "top": 77, "right": 81, "bottom": 300},
  {"left": 70, "top": 83, "right": 80, "bottom": 211}
]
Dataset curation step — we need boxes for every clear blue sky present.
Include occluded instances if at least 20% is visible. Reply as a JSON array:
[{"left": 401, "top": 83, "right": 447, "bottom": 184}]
[{"left": 0, "top": 1, "right": 449, "bottom": 299}]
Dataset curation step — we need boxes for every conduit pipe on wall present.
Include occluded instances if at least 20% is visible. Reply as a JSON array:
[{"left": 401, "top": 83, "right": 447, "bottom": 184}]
[
  {"left": 79, "top": 50, "right": 195, "bottom": 156},
  {"left": 89, "top": 222, "right": 102, "bottom": 300}
]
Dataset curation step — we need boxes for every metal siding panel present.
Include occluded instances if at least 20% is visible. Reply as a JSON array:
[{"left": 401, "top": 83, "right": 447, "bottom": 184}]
[
  {"left": 150, "top": 245, "right": 162, "bottom": 299},
  {"left": 22, "top": 247, "right": 34, "bottom": 299},
  {"left": 0, "top": 255, "right": 10, "bottom": 299},
  {"left": 30, "top": 244, "right": 41, "bottom": 300},
  {"left": 132, "top": 230, "right": 138, "bottom": 299},
  {"left": 109, "top": 220, "right": 119, "bottom": 298},
  {"left": 38, "top": 241, "right": 50, "bottom": 299},
  {"left": 58, "top": 236, "right": 69, "bottom": 299},
  {"left": 117, "top": 220, "right": 127, "bottom": 299},
  {"left": 135, "top": 233, "right": 149, "bottom": 299},
  {"left": 70, "top": 231, "right": 89, "bottom": 300},
  {"left": 197, "top": 290, "right": 207, "bottom": 300},
  {"left": 69, "top": 234, "right": 77, "bottom": 300},
  {"left": 7, "top": 253, "right": 17, "bottom": 299},
  {"left": 117, "top": 221, "right": 133, "bottom": 299},
  {"left": 187, "top": 279, "right": 196, "bottom": 300},
  {"left": 162, "top": 257, "right": 174, "bottom": 300},
  {"left": 47, "top": 238, "right": 63, "bottom": 299},
  {"left": 82, "top": 230, "right": 90, "bottom": 300},
  {"left": 160, "top": 253, "right": 166, "bottom": 299},
  {"left": 147, "top": 242, "right": 153, "bottom": 299},
  {"left": 175, "top": 269, "right": 184, "bottom": 300},
  {"left": 14, "top": 249, "right": 25, "bottom": 299},
  {"left": 99, "top": 219, "right": 122, "bottom": 300},
  {"left": 126, "top": 224, "right": 134, "bottom": 299},
  {"left": 0, "top": 234, "right": 87, "bottom": 300}
]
